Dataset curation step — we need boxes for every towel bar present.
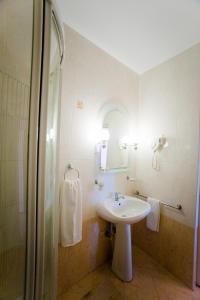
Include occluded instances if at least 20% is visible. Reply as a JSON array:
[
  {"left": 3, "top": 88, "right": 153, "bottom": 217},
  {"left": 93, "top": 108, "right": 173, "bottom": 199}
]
[{"left": 134, "top": 190, "right": 182, "bottom": 210}]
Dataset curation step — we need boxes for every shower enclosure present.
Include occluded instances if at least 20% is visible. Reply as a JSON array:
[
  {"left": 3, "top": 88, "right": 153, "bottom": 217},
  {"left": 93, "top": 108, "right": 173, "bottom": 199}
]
[{"left": 0, "top": 0, "right": 64, "bottom": 299}]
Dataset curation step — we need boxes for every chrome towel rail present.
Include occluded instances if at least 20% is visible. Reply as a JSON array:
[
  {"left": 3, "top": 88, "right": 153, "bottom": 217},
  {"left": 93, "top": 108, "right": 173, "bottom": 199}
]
[{"left": 134, "top": 190, "right": 182, "bottom": 210}]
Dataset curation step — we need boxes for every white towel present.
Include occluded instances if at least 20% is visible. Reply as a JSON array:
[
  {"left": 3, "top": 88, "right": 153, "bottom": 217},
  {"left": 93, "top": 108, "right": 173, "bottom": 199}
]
[
  {"left": 146, "top": 197, "right": 160, "bottom": 232},
  {"left": 60, "top": 178, "right": 82, "bottom": 247}
]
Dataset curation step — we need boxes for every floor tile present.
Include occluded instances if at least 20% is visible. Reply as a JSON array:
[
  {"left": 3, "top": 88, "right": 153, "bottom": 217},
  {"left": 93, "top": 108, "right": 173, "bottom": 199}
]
[{"left": 58, "top": 247, "right": 200, "bottom": 300}]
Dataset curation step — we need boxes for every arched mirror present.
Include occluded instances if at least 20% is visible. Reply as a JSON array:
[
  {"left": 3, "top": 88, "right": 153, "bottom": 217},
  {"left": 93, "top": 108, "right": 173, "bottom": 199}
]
[
  {"left": 98, "top": 103, "right": 136, "bottom": 172},
  {"left": 103, "top": 110, "right": 129, "bottom": 170}
]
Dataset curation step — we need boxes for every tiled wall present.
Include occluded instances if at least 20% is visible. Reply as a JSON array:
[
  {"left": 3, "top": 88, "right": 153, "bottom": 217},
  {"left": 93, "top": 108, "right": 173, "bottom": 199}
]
[
  {"left": 134, "top": 43, "right": 200, "bottom": 287},
  {"left": 0, "top": 246, "right": 25, "bottom": 299},
  {"left": 0, "top": 0, "right": 32, "bottom": 252},
  {"left": 0, "top": 70, "right": 29, "bottom": 251},
  {"left": 0, "top": 70, "right": 30, "bottom": 299},
  {"left": 0, "top": 1, "right": 33, "bottom": 298},
  {"left": 58, "top": 24, "right": 139, "bottom": 295},
  {"left": 133, "top": 215, "right": 194, "bottom": 288},
  {"left": 59, "top": 26, "right": 139, "bottom": 217},
  {"left": 58, "top": 217, "right": 112, "bottom": 296},
  {"left": 0, "top": 0, "right": 33, "bottom": 84},
  {"left": 136, "top": 43, "right": 200, "bottom": 228},
  {"left": 59, "top": 24, "right": 200, "bottom": 293}
]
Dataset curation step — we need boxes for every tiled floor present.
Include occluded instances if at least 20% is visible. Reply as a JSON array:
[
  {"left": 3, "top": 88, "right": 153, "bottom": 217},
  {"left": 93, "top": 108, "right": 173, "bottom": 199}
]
[{"left": 58, "top": 247, "right": 200, "bottom": 300}]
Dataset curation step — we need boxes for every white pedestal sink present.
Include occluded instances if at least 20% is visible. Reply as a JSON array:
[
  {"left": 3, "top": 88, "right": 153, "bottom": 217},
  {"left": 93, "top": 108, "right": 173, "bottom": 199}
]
[{"left": 96, "top": 195, "right": 151, "bottom": 281}]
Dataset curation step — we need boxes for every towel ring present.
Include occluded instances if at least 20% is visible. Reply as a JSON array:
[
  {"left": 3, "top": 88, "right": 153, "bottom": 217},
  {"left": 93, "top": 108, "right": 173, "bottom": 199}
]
[{"left": 64, "top": 164, "right": 80, "bottom": 180}]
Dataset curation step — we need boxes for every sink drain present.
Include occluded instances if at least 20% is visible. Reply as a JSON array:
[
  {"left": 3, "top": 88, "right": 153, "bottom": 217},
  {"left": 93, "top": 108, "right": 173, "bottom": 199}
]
[{"left": 121, "top": 214, "right": 127, "bottom": 217}]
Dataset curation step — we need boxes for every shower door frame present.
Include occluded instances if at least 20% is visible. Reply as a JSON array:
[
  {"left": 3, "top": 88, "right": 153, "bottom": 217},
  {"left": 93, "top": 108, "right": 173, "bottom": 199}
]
[
  {"left": 25, "top": 0, "right": 64, "bottom": 299},
  {"left": 25, "top": 0, "right": 44, "bottom": 299},
  {"left": 195, "top": 129, "right": 200, "bottom": 287}
]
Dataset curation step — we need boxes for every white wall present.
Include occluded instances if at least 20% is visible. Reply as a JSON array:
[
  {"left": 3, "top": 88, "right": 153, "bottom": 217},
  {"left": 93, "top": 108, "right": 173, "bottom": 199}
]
[
  {"left": 59, "top": 25, "right": 139, "bottom": 221},
  {"left": 59, "top": 25, "right": 200, "bottom": 228},
  {"left": 136, "top": 43, "right": 200, "bottom": 227}
]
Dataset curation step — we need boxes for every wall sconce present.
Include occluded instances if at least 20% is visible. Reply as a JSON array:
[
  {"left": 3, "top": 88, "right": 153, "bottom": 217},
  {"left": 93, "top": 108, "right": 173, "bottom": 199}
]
[
  {"left": 96, "top": 128, "right": 110, "bottom": 170},
  {"left": 119, "top": 136, "right": 138, "bottom": 150},
  {"left": 98, "top": 127, "right": 110, "bottom": 148}
]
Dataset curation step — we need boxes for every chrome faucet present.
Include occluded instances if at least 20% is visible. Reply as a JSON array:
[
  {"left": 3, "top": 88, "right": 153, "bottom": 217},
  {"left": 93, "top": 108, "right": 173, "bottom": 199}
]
[{"left": 114, "top": 192, "right": 125, "bottom": 201}]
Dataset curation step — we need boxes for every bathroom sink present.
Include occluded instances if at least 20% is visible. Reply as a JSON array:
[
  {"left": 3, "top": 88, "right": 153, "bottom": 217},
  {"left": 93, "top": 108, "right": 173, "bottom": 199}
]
[
  {"left": 96, "top": 195, "right": 151, "bottom": 224},
  {"left": 96, "top": 195, "right": 151, "bottom": 282}
]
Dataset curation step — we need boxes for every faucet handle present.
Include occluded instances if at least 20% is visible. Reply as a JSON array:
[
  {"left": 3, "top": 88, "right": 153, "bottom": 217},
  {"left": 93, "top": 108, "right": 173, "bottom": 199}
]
[
  {"left": 117, "top": 192, "right": 125, "bottom": 199},
  {"left": 114, "top": 192, "right": 125, "bottom": 201},
  {"left": 114, "top": 192, "right": 119, "bottom": 201},
  {"left": 115, "top": 192, "right": 122, "bottom": 195}
]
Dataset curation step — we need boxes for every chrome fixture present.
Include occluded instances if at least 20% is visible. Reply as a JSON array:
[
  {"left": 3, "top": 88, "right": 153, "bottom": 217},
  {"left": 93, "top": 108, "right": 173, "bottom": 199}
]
[
  {"left": 134, "top": 191, "right": 182, "bottom": 210},
  {"left": 126, "top": 176, "right": 136, "bottom": 182},
  {"left": 94, "top": 179, "right": 104, "bottom": 190},
  {"left": 64, "top": 164, "right": 80, "bottom": 180},
  {"left": 114, "top": 192, "right": 125, "bottom": 202}
]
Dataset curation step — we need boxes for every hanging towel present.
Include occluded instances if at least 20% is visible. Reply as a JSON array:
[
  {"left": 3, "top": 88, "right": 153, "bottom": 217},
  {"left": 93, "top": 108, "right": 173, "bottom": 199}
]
[
  {"left": 146, "top": 197, "right": 160, "bottom": 232},
  {"left": 60, "top": 178, "right": 82, "bottom": 247}
]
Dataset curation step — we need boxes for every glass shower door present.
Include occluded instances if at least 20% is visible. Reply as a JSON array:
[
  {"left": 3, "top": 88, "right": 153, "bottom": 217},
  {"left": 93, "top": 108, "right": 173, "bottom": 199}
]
[
  {"left": 0, "top": 0, "right": 33, "bottom": 299},
  {"left": 35, "top": 2, "right": 64, "bottom": 299},
  {"left": 43, "top": 15, "right": 62, "bottom": 300},
  {"left": 0, "top": 1, "right": 63, "bottom": 299}
]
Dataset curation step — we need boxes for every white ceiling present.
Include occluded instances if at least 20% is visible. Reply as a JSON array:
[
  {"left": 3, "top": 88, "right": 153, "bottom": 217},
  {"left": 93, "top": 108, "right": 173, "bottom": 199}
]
[{"left": 57, "top": 0, "right": 200, "bottom": 74}]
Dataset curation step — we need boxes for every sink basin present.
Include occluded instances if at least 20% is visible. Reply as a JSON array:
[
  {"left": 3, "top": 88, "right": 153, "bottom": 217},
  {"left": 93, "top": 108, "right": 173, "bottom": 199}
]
[
  {"left": 96, "top": 195, "right": 151, "bottom": 224},
  {"left": 96, "top": 195, "right": 151, "bottom": 282}
]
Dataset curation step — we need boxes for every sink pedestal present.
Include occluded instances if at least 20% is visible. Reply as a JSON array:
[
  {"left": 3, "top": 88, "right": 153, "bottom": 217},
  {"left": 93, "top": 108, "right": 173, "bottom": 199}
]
[
  {"left": 112, "top": 223, "right": 133, "bottom": 281},
  {"left": 96, "top": 195, "right": 151, "bottom": 281}
]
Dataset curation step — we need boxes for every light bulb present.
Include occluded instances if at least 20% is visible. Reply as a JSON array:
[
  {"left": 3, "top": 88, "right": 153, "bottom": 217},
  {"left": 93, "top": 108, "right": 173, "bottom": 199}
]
[{"left": 98, "top": 128, "right": 110, "bottom": 142}]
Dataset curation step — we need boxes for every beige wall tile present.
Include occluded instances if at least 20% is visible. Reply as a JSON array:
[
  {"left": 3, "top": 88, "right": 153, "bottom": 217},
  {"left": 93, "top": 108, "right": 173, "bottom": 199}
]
[
  {"left": 0, "top": 246, "right": 25, "bottom": 299},
  {"left": 57, "top": 217, "right": 112, "bottom": 296},
  {"left": 133, "top": 214, "right": 194, "bottom": 288}
]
